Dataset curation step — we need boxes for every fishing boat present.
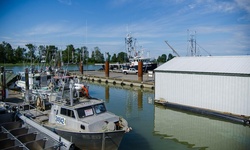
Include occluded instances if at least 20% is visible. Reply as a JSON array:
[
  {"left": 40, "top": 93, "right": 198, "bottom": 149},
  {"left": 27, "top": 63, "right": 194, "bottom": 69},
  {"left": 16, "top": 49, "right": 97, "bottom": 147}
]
[
  {"left": 20, "top": 80, "right": 131, "bottom": 150},
  {"left": 124, "top": 33, "right": 157, "bottom": 72}
]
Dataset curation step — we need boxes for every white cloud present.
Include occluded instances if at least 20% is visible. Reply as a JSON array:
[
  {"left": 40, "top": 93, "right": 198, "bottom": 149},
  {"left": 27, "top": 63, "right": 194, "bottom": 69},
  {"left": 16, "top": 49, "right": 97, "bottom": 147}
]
[
  {"left": 26, "top": 23, "right": 68, "bottom": 35},
  {"left": 235, "top": 0, "right": 250, "bottom": 13}
]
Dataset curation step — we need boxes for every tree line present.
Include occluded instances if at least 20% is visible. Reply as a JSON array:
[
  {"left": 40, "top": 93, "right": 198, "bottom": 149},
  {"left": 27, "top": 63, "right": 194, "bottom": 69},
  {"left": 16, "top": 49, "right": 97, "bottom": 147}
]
[{"left": 0, "top": 41, "right": 174, "bottom": 65}]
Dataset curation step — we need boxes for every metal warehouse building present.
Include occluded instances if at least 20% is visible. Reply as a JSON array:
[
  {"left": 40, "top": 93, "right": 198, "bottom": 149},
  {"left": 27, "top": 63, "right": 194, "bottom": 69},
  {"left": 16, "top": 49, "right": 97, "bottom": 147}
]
[{"left": 154, "top": 56, "right": 250, "bottom": 117}]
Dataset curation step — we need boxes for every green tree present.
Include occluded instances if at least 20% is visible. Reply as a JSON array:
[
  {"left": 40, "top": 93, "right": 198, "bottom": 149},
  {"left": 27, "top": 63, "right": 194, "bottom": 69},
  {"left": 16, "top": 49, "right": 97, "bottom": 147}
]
[
  {"left": 0, "top": 42, "right": 4, "bottom": 63},
  {"left": 0, "top": 42, "right": 15, "bottom": 63},
  {"left": 46, "top": 45, "right": 58, "bottom": 65},
  {"left": 14, "top": 46, "right": 25, "bottom": 63},
  {"left": 25, "top": 43, "right": 37, "bottom": 63},
  {"left": 62, "top": 44, "right": 75, "bottom": 64},
  {"left": 38, "top": 45, "right": 46, "bottom": 64},
  {"left": 117, "top": 52, "right": 128, "bottom": 63},
  {"left": 5, "top": 42, "right": 14, "bottom": 63},
  {"left": 91, "top": 47, "right": 104, "bottom": 63},
  {"left": 111, "top": 53, "right": 117, "bottom": 62},
  {"left": 157, "top": 54, "right": 167, "bottom": 63},
  {"left": 167, "top": 53, "right": 175, "bottom": 61},
  {"left": 81, "top": 46, "right": 89, "bottom": 64}
]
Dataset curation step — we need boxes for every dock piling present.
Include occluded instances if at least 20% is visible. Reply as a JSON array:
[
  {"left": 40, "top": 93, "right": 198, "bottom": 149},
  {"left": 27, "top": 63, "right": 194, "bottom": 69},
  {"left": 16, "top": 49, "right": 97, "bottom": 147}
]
[
  {"left": 1, "top": 66, "right": 6, "bottom": 101},
  {"left": 105, "top": 61, "right": 109, "bottom": 78},
  {"left": 80, "top": 61, "right": 83, "bottom": 74},
  {"left": 138, "top": 61, "right": 143, "bottom": 82}
]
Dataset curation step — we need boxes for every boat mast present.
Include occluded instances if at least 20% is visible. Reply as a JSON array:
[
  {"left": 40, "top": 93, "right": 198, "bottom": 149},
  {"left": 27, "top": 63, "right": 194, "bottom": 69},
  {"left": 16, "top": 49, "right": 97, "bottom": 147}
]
[
  {"left": 125, "top": 33, "right": 134, "bottom": 59},
  {"left": 187, "top": 29, "right": 197, "bottom": 56}
]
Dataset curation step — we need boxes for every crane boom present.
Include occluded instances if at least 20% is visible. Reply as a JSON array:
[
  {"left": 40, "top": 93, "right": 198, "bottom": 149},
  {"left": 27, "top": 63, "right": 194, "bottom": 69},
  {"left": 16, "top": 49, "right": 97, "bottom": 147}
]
[{"left": 164, "top": 41, "right": 180, "bottom": 57}]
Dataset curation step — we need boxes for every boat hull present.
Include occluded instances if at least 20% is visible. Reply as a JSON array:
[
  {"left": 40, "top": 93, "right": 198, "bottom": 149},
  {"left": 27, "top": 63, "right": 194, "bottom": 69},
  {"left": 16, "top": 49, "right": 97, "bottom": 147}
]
[{"left": 46, "top": 126, "right": 125, "bottom": 150}]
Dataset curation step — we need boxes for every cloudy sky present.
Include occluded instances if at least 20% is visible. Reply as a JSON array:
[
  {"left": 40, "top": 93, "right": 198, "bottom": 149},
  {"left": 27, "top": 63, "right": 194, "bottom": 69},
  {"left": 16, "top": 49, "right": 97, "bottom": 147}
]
[{"left": 0, "top": 0, "right": 249, "bottom": 58}]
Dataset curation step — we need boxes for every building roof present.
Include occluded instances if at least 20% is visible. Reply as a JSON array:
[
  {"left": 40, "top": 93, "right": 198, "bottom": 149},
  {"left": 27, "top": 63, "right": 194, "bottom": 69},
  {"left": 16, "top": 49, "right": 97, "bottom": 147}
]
[{"left": 154, "top": 56, "right": 250, "bottom": 75}]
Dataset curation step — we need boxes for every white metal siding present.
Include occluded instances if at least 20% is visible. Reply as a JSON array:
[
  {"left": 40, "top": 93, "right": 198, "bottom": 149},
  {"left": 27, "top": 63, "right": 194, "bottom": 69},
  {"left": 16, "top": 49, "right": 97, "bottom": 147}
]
[
  {"left": 155, "top": 72, "right": 250, "bottom": 116},
  {"left": 155, "top": 56, "right": 250, "bottom": 74}
]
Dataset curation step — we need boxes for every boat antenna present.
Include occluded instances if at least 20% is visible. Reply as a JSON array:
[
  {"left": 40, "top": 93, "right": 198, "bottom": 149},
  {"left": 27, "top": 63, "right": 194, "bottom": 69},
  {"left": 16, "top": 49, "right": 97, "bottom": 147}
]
[{"left": 187, "top": 29, "right": 211, "bottom": 56}]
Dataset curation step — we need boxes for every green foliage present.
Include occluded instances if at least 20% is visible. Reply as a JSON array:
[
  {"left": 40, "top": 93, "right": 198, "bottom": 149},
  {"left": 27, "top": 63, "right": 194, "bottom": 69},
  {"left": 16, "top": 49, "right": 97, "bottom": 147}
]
[
  {"left": 88, "top": 47, "right": 104, "bottom": 63},
  {"left": 111, "top": 53, "right": 117, "bottom": 62},
  {"left": 25, "top": 43, "right": 37, "bottom": 63},
  {"left": 116, "top": 52, "right": 128, "bottom": 63},
  {"left": 0, "top": 41, "right": 174, "bottom": 65},
  {"left": 15, "top": 46, "right": 25, "bottom": 63},
  {"left": 157, "top": 54, "right": 167, "bottom": 63},
  {"left": 167, "top": 53, "right": 175, "bottom": 61}
]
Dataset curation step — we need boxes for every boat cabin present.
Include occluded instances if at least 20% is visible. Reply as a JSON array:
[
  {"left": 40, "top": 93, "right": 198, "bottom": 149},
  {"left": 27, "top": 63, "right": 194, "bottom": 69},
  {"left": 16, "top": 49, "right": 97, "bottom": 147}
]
[{"left": 48, "top": 99, "right": 119, "bottom": 132}]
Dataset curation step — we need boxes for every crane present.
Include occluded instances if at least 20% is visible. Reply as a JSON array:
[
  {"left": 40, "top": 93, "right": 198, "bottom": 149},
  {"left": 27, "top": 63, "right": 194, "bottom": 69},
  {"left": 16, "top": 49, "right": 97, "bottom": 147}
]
[{"left": 164, "top": 41, "right": 180, "bottom": 57}]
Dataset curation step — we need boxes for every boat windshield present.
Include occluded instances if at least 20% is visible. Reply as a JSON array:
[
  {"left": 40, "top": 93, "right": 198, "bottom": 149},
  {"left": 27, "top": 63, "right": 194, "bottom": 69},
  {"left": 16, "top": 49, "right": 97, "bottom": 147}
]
[
  {"left": 77, "top": 106, "right": 94, "bottom": 118},
  {"left": 94, "top": 103, "right": 106, "bottom": 114}
]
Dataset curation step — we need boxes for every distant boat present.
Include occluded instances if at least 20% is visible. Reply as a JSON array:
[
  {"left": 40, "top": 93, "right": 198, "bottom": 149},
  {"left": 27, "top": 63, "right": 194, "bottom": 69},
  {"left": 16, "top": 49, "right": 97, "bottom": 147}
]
[{"left": 124, "top": 33, "right": 157, "bottom": 72}]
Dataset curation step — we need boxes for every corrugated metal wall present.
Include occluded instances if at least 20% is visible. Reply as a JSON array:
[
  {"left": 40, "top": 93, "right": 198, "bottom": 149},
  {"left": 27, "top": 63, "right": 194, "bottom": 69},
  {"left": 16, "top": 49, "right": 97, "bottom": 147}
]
[{"left": 155, "top": 72, "right": 250, "bottom": 116}]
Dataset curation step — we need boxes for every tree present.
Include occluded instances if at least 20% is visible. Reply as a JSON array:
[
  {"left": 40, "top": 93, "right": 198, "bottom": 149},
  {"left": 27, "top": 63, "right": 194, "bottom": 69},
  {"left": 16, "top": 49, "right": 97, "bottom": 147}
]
[
  {"left": 157, "top": 54, "right": 167, "bottom": 63},
  {"left": 46, "top": 45, "right": 58, "bottom": 65},
  {"left": 0, "top": 42, "right": 7, "bottom": 63},
  {"left": 0, "top": 42, "right": 15, "bottom": 63},
  {"left": 15, "top": 46, "right": 25, "bottom": 63},
  {"left": 167, "top": 53, "right": 175, "bottom": 61},
  {"left": 38, "top": 45, "right": 46, "bottom": 64},
  {"left": 75, "top": 47, "right": 81, "bottom": 62},
  {"left": 90, "top": 47, "right": 104, "bottom": 63},
  {"left": 82, "top": 46, "right": 89, "bottom": 64},
  {"left": 117, "top": 52, "right": 128, "bottom": 63},
  {"left": 25, "top": 43, "right": 37, "bottom": 63},
  {"left": 62, "top": 44, "right": 75, "bottom": 63},
  {"left": 0, "top": 42, "right": 4, "bottom": 63},
  {"left": 111, "top": 53, "right": 117, "bottom": 62}
]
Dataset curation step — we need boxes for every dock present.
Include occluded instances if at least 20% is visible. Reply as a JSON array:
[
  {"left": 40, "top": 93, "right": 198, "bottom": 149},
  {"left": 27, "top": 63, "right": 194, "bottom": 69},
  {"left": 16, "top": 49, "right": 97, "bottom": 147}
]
[
  {"left": 70, "top": 70, "right": 155, "bottom": 90},
  {"left": 0, "top": 91, "right": 74, "bottom": 150}
]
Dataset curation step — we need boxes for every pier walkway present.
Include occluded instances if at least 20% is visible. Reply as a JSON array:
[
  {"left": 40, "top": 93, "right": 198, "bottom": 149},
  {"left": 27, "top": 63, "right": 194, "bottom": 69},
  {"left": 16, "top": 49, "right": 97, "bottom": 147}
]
[{"left": 71, "top": 70, "right": 155, "bottom": 89}]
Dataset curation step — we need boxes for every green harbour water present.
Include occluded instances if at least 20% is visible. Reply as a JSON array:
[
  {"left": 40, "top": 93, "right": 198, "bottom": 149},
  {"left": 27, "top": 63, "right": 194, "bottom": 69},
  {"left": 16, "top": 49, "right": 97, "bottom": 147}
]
[{"left": 88, "top": 82, "right": 250, "bottom": 150}]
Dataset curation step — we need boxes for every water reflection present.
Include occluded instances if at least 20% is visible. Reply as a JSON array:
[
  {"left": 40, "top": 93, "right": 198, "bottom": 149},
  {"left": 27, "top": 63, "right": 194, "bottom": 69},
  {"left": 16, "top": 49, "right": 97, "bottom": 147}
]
[
  {"left": 86, "top": 82, "right": 250, "bottom": 150},
  {"left": 137, "top": 89, "right": 143, "bottom": 110},
  {"left": 105, "top": 85, "right": 109, "bottom": 102},
  {"left": 154, "top": 104, "right": 250, "bottom": 150}
]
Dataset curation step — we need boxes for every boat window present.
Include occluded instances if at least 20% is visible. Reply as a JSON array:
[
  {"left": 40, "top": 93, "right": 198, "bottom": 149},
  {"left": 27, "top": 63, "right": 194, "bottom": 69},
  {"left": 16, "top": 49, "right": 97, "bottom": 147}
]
[
  {"left": 94, "top": 104, "right": 106, "bottom": 114},
  {"left": 60, "top": 108, "right": 75, "bottom": 118},
  {"left": 77, "top": 106, "right": 94, "bottom": 118}
]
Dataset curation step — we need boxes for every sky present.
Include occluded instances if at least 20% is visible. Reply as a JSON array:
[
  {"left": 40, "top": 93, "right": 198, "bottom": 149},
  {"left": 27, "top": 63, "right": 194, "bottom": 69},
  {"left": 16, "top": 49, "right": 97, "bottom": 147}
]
[{"left": 0, "top": 0, "right": 250, "bottom": 58}]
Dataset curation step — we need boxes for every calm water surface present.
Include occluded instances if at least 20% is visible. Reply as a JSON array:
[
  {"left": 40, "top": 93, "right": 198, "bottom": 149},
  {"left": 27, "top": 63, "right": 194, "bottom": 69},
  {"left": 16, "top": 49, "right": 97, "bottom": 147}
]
[{"left": 88, "top": 82, "right": 250, "bottom": 150}]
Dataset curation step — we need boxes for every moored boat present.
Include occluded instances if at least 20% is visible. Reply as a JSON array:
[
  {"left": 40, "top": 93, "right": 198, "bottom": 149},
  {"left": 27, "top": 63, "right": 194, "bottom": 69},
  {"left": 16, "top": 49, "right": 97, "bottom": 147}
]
[
  {"left": 124, "top": 33, "right": 157, "bottom": 72},
  {"left": 20, "top": 80, "right": 131, "bottom": 150}
]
